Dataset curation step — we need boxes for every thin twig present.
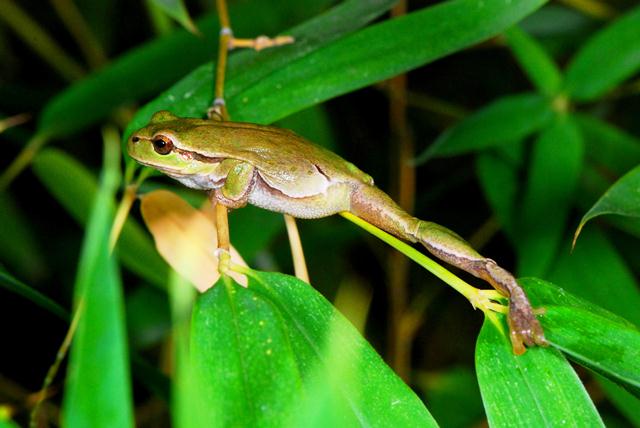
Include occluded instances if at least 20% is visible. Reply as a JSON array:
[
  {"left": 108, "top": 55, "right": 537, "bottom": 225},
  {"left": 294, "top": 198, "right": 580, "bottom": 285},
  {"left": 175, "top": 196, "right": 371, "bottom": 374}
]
[{"left": 30, "top": 299, "right": 85, "bottom": 428}]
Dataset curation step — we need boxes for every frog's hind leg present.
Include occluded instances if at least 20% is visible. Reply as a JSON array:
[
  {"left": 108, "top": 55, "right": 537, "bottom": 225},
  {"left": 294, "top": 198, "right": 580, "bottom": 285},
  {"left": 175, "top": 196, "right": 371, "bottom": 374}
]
[{"left": 349, "top": 184, "right": 547, "bottom": 354}]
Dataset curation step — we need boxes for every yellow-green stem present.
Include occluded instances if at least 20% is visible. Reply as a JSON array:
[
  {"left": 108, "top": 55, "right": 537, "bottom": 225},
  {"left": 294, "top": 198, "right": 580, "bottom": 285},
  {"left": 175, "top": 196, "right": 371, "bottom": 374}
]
[
  {"left": 0, "top": 133, "right": 49, "bottom": 191},
  {"left": 340, "top": 212, "right": 494, "bottom": 310}
]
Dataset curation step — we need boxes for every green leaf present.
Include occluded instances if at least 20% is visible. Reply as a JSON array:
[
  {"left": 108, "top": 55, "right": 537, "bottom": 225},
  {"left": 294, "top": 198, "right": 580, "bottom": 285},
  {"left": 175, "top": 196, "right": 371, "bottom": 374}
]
[
  {"left": 0, "top": 266, "right": 68, "bottom": 321},
  {"left": 565, "top": 5, "right": 640, "bottom": 101},
  {"left": 575, "top": 164, "right": 640, "bottom": 241},
  {"left": 190, "top": 270, "right": 436, "bottom": 427},
  {"left": 516, "top": 114, "right": 583, "bottom": 276},
  {"left": 417, "top": 367, "right": 484, "bottom": 428},
  {"left": 523, "top": 278, "right": 640, "bottom": 397},
  {"left": 475, "top": 142, "right": 525, "bottom": 241},
  {"left": 31, "top": 149, "right": 169, "bottom": 288},
  {"left": 62, "top": 131, "right": 134, "bottom": 427},
  {"left": 504, "top": 26, "right": 563, "bottom": 96},
  {"left": 549, "top": 227, "right": 640, "bottom": 327},
  {"left": 0, "top": 191, "right": 47, "bottom": 282},
  {"left": 124, "top": 0, "right": 398, "bottom": 136},
  {"left": 597, "top": 375, "right": 640, "bottom": 427},
  {"left": 417, "top": 93, "right": 553, "bottom": 161},
  {"left": 126, "top": 0, "right": 548, "bottom": 137},
  {"left": 38, "top": 1, "right": 341, "bottom": 138},
  {"left": 148, "top": 0, "right": 198, "bottom": 34},
  {"left": 476, "top": 316, "right": 603, "bottom": 427},
  {"left": 574, "top": 113, "right": 640, "bottom": 176}
]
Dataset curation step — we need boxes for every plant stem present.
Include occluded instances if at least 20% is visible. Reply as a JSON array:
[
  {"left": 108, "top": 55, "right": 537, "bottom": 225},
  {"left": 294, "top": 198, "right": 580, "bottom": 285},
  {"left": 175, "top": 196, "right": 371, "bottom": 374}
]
[
  {"left": 284, "top": 214, "right": 309, "bottom": 282},
  {"left": 386, "top": 0, "right": 415, "bottom": 381},
  {"left": 0, "top": 0, "right": 85, "bottom": 81},
  {"left": 30, "top": 299, "right": 84, "bottom": 428},
  {"left": 340, "top": 212, "right": 503, "bottom": 314}
]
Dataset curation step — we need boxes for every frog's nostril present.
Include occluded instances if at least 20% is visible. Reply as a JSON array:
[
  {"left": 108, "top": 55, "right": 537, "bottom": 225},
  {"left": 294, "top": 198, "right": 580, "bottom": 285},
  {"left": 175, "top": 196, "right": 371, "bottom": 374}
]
[{"left": 131, "top": 136, "right": 140, "bottom": 143}]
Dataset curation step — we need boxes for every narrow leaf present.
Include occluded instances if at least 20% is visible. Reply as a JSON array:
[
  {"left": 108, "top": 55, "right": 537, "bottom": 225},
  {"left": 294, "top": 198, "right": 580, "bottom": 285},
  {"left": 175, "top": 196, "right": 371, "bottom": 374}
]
[
  {"left": 475, "top": 142, "right": 525, "bottom": 241},
  {"left": 476, "top": 316, "right": 603, "bottom": 427},
  {"left": 504, "top": 26, "right": 563, "bottom": 96},
  {"left": 0, "top": 192, "right": 47, "bottom": 282},
  {"left": 566, "top": 5, "right": 640, "bottom": 101},
  {"left": 418, "top": 93, "right": 552, "bottom": 161},
  {"left": 549, "top": 227, "right": 640, "bottom": 327},
  {"left": 39, "top": 0, "right": 345, "bottom": 138},
  {"left": 124, "top": 0, "right": 398, "bottom": 136},
  {"left": 148, "top": 0, "right": 198, "bottom": 34},
  {"left": 574, "top": 113, "right": 640, "bottom": 176},
  {"left": 574, "top": 164, "right": 640, "bottom": 242},
  {"left": 126, "top": 0, "right": 548, "bottom": 137},
  {"left": 0, "top": 266, "right": 68, "bottom": 321},
  {"left": 62, "top": 131, "right": 133, "bottom": 427},
  {"left": 32, "top": 149, "right": 169, "bottom": 288},
  {"left": 516, "top": 114, "right": 583, "bottom": 276}
]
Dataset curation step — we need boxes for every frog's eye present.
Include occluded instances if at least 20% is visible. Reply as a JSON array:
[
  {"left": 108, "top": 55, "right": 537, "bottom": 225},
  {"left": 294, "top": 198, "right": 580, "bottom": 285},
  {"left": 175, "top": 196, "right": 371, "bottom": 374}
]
[{"left": 152, "top": 135, "right": 173, "bottom": 155}]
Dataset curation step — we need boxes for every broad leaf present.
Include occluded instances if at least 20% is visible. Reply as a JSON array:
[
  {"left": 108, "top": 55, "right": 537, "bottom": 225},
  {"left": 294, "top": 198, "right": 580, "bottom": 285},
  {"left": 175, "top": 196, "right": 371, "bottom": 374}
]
[
  {"left": 565, "top": 5, "right": 640, "bottom": 101},
  {"left": 190, "top": 270, "right": 437, "bottom": 427}
]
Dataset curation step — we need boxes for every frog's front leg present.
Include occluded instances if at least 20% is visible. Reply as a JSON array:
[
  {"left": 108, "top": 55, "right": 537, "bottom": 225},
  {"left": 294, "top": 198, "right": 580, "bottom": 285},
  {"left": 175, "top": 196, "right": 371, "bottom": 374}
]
[
  {"left": 212, "top": 160, "right": 256, "bottom": 209},
  {"left": 350, "top": 184, "right": 547, "bottom": 354}
]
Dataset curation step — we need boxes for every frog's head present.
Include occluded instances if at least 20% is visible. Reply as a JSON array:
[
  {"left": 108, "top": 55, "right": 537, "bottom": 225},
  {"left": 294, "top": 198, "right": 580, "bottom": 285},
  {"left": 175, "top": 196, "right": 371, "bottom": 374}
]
[{"left": 128, "top": 110, "right": 218, "bottom": 177}]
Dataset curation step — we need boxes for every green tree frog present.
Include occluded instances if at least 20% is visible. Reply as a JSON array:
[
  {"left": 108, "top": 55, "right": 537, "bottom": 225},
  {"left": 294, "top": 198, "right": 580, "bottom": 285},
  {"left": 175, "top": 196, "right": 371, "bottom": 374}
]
[{"left": 128, "top": 110, "right": 547, "bottom": 354}]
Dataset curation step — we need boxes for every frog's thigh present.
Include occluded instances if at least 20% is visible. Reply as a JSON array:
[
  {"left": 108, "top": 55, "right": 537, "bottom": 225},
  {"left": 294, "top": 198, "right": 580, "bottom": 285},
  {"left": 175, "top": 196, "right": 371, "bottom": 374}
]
[
  {"left": 249, "top": 182, "right": 351, "bottom": 218},
  {"left": 215, "top": 161, "right": 256, "bottom": 208}
]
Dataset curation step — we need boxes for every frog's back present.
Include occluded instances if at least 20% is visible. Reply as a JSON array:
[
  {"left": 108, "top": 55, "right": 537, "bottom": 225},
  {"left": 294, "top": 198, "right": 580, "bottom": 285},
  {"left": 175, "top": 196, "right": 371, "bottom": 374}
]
[{"left": 186, "top": 120, "right": 375, "bottom": 186}]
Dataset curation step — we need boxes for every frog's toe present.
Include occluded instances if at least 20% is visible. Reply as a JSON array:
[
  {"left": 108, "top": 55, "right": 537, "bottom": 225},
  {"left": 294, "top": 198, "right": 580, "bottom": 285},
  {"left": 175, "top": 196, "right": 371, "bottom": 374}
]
[{"left": 507, "top": 303, "right": 548, "bottom": 354}]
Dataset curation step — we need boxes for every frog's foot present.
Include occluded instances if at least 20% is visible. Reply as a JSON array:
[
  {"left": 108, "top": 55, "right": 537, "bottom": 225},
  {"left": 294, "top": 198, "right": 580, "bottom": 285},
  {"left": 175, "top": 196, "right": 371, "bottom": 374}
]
[
  {"left": 483, "top": 261, "right": 548, "bottom": 354},
  {"left": 230, "top": 34, "right": 295, "bottom": 51}
]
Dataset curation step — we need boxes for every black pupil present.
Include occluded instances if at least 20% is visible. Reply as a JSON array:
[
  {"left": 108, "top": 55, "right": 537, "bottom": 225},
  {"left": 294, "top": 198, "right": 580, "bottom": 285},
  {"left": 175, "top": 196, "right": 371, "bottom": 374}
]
[{"left": 152, "top": 138, "right": 172, "bottom": 155}]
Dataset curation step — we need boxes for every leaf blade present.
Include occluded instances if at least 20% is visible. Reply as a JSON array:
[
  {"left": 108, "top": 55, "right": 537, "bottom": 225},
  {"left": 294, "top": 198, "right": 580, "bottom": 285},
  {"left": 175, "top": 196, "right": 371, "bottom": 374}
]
[
  {"left": 417, "top": 93, "right": 553, "bottom": 161},
  {"left": 565, "top": 5, "right": 640, "bottom": 101},
  {"left": 476, "top": 316, "right": 603, "bottom": 427}
]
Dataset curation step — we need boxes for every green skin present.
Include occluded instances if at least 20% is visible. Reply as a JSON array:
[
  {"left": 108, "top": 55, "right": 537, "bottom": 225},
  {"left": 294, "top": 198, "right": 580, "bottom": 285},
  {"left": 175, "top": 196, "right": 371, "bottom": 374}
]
[{"left": 129, "top": 110, "right": 547, "bottom": 354}]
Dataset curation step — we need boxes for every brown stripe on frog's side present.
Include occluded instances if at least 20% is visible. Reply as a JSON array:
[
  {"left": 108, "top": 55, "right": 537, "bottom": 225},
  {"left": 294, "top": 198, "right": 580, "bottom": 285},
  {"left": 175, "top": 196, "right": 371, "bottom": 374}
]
[{"left": 172, "top": 146, "right": 224, "bottom": 163}]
